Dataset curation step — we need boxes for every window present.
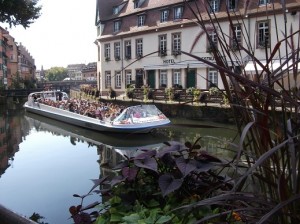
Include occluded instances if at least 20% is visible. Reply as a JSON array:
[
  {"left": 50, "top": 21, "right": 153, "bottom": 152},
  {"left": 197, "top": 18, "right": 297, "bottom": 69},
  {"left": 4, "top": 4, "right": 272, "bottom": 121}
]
[
  {"left": 136, "top": 39, "right": 143, "bottom": 58},
  {"left": 173, "top": 69, "right": 182, "bottom": 85},
  {"left": 113, "top": 20, "right": 121, "bottom": 32},
  {"left": 105, "top": 71, "right": 111, "bottom": 88},
  {"left": 231, "top": 24, "right": 242, "bottom": 48},
  {"left": 138, "top": 15, "right": 145, "bottom": 27},
  {"left": 113, "top": 6, "right": 119, "bottom": 14},
  {"left": 114, "top": 42, "right": 121, "bottom": 60},
  {"left": 134, "top": 0, "right": 140, "bottom": 8},
  {"left": 227, "top": 0, "right": 237, "bottom": 11},
  {"left": 161, "top": 10, "right": 169, "bottom": 22},
  {"left": 172, "top": 33, "right": 181, "bottom": 55},
  {"left": 174, "top": 6, "right": 183, "bottom": 20},
  {"left": 259, "top": 0, "right": 270, "bottom": 5},
  {"left": 159, "top": 35, "right": 167, "bottom": 56},
  {"left": 124, "top": 40, "right": 131, "bottom": 59},
  {"left": 104, "top": 44, "right": 110, "bottom": 60},
  {"left": 209, "top": 0, "right": 220, "bottom": 13},
  {"left": 125, "top": 71, "right": 132, "bottom": 86},
  {"left": 207, "top": 31, "right": 218, "bottom": 51},
  {"left": 257, "top": 21, "right": 269, "bottom": 48},
  {"left": 115, "top": 71, "right": 121, "bottom": 88},
  {"left": 208, "top": 68, "right": 218, "bottom": 88},
  {"left": 160, "top": 70, "right": 167, "bottom": 87}
]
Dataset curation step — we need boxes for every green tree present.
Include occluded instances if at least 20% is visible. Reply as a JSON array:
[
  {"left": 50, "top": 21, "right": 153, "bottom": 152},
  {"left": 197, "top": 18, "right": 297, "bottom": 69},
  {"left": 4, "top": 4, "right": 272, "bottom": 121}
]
[
  {"left": 45, "top": 67, "right": 68, "bottom": 81},
  {"left": 0, "top": 0, "right": 42, "bottom": 28}
]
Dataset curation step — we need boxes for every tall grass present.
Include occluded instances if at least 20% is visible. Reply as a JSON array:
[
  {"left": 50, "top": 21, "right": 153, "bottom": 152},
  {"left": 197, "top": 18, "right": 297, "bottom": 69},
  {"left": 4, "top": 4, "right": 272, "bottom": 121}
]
[{"left": 182, "top": 0, "right": 300, "bottom": 223}]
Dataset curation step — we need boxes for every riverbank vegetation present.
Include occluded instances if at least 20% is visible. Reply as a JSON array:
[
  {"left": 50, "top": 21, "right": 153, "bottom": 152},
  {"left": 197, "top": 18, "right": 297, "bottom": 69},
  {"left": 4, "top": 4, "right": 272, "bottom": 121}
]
[{"left": 70, "top": 0, "right": 299, "bottom": 223}]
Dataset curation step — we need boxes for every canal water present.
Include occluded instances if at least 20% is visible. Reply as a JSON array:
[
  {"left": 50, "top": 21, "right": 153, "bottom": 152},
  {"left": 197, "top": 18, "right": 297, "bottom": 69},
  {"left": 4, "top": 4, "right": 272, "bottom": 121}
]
[{"left": 0, "top": 103, "right": 237, "bottom": 224}]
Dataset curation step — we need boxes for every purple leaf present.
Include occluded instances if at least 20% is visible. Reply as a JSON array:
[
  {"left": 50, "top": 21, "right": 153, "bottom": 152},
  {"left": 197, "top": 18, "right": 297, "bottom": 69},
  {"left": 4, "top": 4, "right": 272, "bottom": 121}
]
[
  {"left": 110, "top": 175, "right": 126, "bottom": 187},
  {"left": 175, "top": 157, "right": 197, "bottom": 177},
  {"left": 122, "top": 167, "right": 138, "bottom": 181},
  {"left": 134, "top": 156, "right": 158, "bottom": 172},
  {"left": 157, "top": 144, "right": 183, "bottom": 158},
  {"left": 134, "top": 149, "right": 157, "bottom": 160},
  {"left": 159, "top": 174, "right": 183, "bottom": 197}
]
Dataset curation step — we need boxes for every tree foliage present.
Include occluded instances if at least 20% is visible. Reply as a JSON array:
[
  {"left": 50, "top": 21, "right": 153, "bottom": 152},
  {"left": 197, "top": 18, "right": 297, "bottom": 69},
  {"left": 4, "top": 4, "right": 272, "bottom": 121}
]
[
  {"left": 45, "top": 67, "right": 68, "bottom": 81},
  {"left": 0, "top": 0, "right": 42, "bottom": 28}
]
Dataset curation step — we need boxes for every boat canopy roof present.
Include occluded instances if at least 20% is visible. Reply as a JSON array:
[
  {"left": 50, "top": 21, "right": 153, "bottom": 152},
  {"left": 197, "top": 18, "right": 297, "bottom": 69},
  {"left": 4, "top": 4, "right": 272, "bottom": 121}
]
[
  {"left": 113, "top": 104, "right": 168, "bottom": 125},
  {"left": 28, "top": 91, "right": 69, "bottom": 102}
]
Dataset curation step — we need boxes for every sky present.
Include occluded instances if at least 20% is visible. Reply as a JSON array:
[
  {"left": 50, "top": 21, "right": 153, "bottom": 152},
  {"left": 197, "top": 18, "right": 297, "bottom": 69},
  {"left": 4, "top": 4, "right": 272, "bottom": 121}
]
[{"left": 1, "top": 0, "right": 97, "bottom": 70}]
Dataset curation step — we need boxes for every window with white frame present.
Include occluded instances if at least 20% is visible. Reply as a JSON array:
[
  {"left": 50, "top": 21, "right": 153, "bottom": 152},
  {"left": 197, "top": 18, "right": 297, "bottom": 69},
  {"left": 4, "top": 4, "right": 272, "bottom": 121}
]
[
  {"left": 209, "top": 0, "right": 220, "bottom": 13},
  {"left": 105, "top": 71, "right": 111, "bottom": 88},
  {"left": 138, "top": 15, "right": 145, "bottom": 27},
  {"left": 114, "top": 42, "right": 121, "bottom": 60},
  {"left": 113, "top": 20, "right": 121, "bottom": 32},
  {"left": 257, "top": 20, "right": 270, "bottom": 47},
  {"left": 124, "top": 40, "right": 131, "bottom": 59},
  {"left": 259, "top": 0, "right": 270, "bottom": 5},
  {"left": 161, "top": 10, "right": 169, "bottom": 22},
  {"left": 231, "top": 24, "right": 242, "bottom": 48},
  {"left": 115, "top": 71, "right": 121, "bottom": 88},
  {"left": 136, "top": 39, "right": 143, "bottom": 58},
  {"left": 104, "top": 44, "right": 110, "bottom": 60},
  {"left": 208, "top": 68, "right": 218, "bottom": 88},
  {"left": 172, "top": 33, "right": 181, "bottom": 55},
  {"left": 227, "top": 0, "right": 237, "bottom": 11},
  {"left": 173, "top": 69, "right": 181, "bottom": 85},
  {"left": 207, "top": 31, "right": 218, "bottom": 51},
  {"left": 160, "top": 70, "right": 167, "bottom": 87},
  {"left": 174, "top": 6, "right": 183, "bottom": 20},
  {"left": 125, "top": 71, "right": 132, "bottom": 86},
  {"left": 159, "top": 35, "right": 167, "bottom": 56}
]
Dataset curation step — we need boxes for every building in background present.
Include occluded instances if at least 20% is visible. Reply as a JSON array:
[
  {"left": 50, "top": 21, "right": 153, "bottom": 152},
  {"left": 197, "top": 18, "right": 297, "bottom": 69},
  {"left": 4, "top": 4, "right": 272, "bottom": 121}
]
[
  {"left": 18, "top": 43, "right": 36, "bottom": 83},
  {"left": 0, "top": 26, "right": 36, "bottom": 89},
  {"left": 95, "top": 0, "right": 300, "bottom": 96},
  {"left": 67, "top": 64, "right": 85, "bottom": 80},
  {"left": 0, "top": 27, "right": 9, "bottom": 89},
  {"left": 82, "top": 62, "right": 97, "bottom": 81}
]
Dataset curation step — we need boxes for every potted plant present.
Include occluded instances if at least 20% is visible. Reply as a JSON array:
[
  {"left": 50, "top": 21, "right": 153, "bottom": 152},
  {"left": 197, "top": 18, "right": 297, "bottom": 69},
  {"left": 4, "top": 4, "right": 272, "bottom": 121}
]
[{"left": 125, "top": 84, "right": 135, "bottom": 99}]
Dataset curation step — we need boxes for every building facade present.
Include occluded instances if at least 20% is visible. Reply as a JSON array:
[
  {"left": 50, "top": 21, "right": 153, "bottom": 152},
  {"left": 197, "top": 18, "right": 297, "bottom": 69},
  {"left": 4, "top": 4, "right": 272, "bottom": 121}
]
[
  {"left": 95, "top": 0, "right": 300, "bottom": 96},
  {"left": 0, "top": 26, "right": 36, "bottom": 89},
  {"left": 82, "top": 62, "right": 97, "bottom": 81},
  {"left": 67, "top": 64, "right": 85, "bottom": 80},
  {"left": 18, "top": 43, "right": 35, "bottom": 84}
]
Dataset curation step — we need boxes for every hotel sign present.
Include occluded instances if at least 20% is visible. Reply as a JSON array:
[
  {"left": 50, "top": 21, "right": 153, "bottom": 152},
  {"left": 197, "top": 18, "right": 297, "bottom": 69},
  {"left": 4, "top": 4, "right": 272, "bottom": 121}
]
[{"left": 163, "top": 59, "right": 175, "bottom": 64}]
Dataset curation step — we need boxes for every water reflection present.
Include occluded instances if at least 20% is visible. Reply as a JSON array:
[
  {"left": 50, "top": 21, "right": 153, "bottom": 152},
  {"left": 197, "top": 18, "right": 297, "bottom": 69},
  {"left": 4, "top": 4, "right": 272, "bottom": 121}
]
[{"left": 0, "top": 104, "right": 237, "bottom": 224}]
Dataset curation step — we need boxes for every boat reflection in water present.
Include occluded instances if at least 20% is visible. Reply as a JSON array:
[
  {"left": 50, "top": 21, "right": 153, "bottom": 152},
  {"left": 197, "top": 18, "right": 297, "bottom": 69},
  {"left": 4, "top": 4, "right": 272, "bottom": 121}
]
[{"left": 25, "top": 112, "right": 170, "bottom": 171}]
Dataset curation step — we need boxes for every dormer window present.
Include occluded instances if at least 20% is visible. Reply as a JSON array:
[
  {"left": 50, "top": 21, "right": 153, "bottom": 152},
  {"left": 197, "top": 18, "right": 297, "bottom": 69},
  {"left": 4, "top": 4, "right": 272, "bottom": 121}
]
[
  {"left": 227, "top": 0, "right": 237, "bottom": 11},
  {"left": 138, "top": 15, "right": 145, "bottom": 27},
  {"left": 259, "top": 0, "right": 270, "bottom": 5},
  {"left": 209, "top": 0, "right": 220, "bottom": 13},
  {"left": 161, "top": 9, "right": 169, "bottom": 22},
  {"left": 114, "top": 20, "right": 121, "bottom": 32},
  {"left": 113, "top": 6, "right": 119, "bottom": 15},
  {"left": 174, "top": 6, "right": 183, "bottom": 20}
]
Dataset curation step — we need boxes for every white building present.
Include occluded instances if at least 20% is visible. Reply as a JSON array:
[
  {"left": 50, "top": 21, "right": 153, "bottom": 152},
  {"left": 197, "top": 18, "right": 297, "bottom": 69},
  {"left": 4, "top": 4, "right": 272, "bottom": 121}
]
[
  {"left": 67, "top": 64, "right": 85, "bottom": 80},
  {"left": 95, "top": 0, "right": 300, "bottom": 96}
]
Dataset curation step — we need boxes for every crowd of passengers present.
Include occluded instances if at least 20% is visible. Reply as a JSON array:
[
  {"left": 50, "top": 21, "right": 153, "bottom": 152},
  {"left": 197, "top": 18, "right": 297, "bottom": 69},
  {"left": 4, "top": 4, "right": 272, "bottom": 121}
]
[{"left": 36, "top": 97, "right": 125, "bottom": 121}]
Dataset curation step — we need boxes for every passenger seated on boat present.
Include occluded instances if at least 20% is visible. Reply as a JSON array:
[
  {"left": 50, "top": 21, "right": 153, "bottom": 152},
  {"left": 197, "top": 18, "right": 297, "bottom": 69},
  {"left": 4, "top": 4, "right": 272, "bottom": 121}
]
[
  {"left": 69, "top": 103, "right": 76, "bottom": 112},
  {"left": 133, "top": 111, "right": 141, "bottom": 118}
]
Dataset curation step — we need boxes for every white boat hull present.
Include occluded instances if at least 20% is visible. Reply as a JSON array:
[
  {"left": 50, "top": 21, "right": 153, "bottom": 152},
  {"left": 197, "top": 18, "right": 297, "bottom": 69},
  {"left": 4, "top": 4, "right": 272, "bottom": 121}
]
[{"left": 24, "top": 102, "right": 170, "bottom": 134}]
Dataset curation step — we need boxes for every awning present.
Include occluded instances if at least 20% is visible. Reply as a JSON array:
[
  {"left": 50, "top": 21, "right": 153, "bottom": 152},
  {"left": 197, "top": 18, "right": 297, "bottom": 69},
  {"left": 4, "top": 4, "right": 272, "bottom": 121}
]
[
  {"left": 244, "top": 59, "right": 300, "bottom": 72},
  {"left": 143, "top": 60, "right": 212, "bottom": 70}
]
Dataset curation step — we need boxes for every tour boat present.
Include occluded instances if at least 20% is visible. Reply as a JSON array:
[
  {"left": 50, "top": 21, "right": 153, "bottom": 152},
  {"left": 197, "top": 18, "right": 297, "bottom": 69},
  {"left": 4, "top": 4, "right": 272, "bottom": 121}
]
[{"left": 23, "top": 91, "right": 171, "bottom": 133}]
